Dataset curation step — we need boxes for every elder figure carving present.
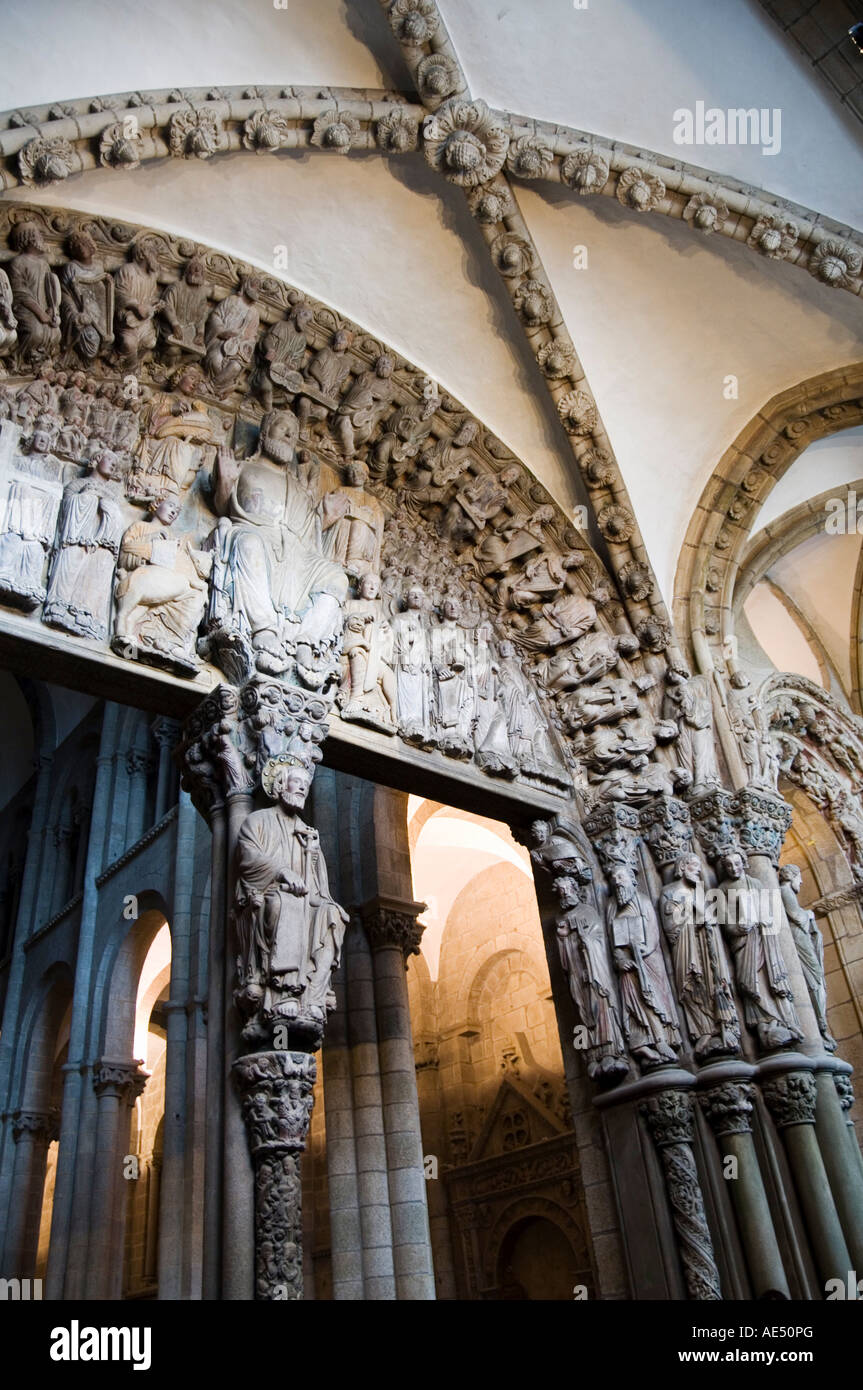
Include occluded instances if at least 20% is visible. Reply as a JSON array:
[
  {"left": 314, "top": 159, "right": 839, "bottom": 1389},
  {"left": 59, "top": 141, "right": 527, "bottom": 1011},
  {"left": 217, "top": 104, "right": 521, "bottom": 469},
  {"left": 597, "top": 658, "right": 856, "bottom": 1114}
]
[
  {"left": 250, "top": 301, "right": 313, "bottom": 413},
  {"left": 204, "top": 275, "right": 261, "bottom": 396},
  {"left": 205, "top": 407, "right": 348, "bottom": 687},
  {"left": 113, "top": 237, "right": 162, "bottom": 367},
  {"left": 232, "top": 758, "right": 349, "bottom": 1046},
  {"left": 59, "top": 230, "right": 114, "bottom": 363},
  {"left": 8, "top": 222, "right": 61, "bottom": 362},
  {"left": 159, "top": 256, "right": 210, "bottom": 363}
]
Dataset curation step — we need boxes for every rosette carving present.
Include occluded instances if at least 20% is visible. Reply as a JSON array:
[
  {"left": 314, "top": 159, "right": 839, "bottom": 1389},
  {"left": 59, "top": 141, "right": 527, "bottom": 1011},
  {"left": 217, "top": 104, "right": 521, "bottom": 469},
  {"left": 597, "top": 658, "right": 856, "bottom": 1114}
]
[
  {"left": 422, "top": 99, "right": 509, "bottom": 187},
  {"left": 683, "top": 193, "right": 728, "bottom": 235},
  {"left": 557, "top": 389, "right": 597, "bottom": 436},
  {"left": 19, "top": 136, "right": 75, "bottom": 186},
  {"left": 560, "top": 148, "right": 609, "bottom": 195},
  {"left": 310, "top": 110, "right": 360, "bottom": 153},
  {"left": 506, "top": 134, "right": 554, "bottom": 180},
  {"left": 616, "top": 166, "right": 665, "bottom": 212},
  {"left": 388, "top": 0, "right": 440, "bottom": 45},
  {"left": 243, "top": 110, "right": 291, "bottom": 153},
  {"left": 747, "top": 214, "right": 798, "bottom": 260},
  {"left": 808, "top": 238, "right": 862, "bottom": 289},
  {"left": 376, "top": 108, "right": 420, "bottom": 154}
]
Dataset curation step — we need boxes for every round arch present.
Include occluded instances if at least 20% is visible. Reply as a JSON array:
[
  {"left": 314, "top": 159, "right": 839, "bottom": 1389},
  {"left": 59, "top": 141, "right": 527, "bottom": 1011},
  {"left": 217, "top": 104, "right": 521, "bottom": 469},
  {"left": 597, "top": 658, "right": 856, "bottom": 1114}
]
[{"left": 674, "top": 365, "right": 863, "bottom": 682}]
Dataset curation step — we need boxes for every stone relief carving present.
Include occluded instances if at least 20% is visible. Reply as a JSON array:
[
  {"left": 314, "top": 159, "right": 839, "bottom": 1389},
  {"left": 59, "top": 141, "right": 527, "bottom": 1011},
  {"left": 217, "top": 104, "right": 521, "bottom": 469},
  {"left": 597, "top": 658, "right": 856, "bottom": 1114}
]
[
  {"left": 8, "top": 221, "right": 61, "bottom": 362},
  {"left": 658, "top": 853, "right": 740, "bottom": 1060},
  {"left": 232, "top": 756, "right": 349, "bottom": 1048},
  {"left": 43, "top": 443, "right": 125, "bottom": 641},
  {"left": 0, "top": 204, "right": 716, "bottom": 809},
  {"left": 555, "top": 873, "right": 629, "bottom": 1084},
  {"left": 716, "top": 851, "right": 802, "bottom": 1051},
  {"left": 113, "top": 495, "right": 212, "bottom": 676},
  {"left": 778, "top": 864, "right": 836, "bottom": 1051},
  {"left": 0, "top": 416, "right": 69, "bottom": 608},
  {"left": 606, "top": 862, "right": 682, "bottom": 1068}
]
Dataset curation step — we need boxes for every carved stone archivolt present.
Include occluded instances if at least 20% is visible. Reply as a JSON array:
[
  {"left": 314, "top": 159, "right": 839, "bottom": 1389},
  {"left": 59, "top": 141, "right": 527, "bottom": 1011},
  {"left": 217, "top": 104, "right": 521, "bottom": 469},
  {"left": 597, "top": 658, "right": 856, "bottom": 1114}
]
[{"left": 0, "top": 201, "right": 676, "bottom": 802}]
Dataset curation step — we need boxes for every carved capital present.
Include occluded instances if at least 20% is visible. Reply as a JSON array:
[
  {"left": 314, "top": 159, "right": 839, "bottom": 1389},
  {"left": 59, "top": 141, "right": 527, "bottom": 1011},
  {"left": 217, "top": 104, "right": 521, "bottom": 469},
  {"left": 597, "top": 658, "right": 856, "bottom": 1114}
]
[
  {"left": 689, "top": 786, "right": 791, "bottom": 867},
  {"left": 414, "top": 1038, "right": 439, "bottom": 1070},
  {"left": 151, "top": 715, "right": 181, "bottom": 751},
  {"left": 93, "top": 1060, "right": 148, "bottom": 1103},
  {"left": 180, "top": 678, "right": 331, "bottom": 819},
  {"left": 641, "top": 1089, "right": 695, "bottom": 1147},
  {"left": 734, "top": 787, "right": 792, "bottom": 865},
  {"left": 360, "top": 895, "right": 427, "bottom": 957},
  {"left": 583, "top": 802, "right": 640, "bottom": 875},
  {"left": 688, "top": 788, "right": 740, "bottom": 863},
  {"left": 125, "top": 749, "right": 152, "bottom": 777},
  {"left": 762, "top": 1071, "right": 817, "bottom": 1128},
  {"left": 834, "top": 1074, "right": 855, "bottom": 1113},
  {"left": 699, "top": 1082, "right": 755, "bottom": 1137},
  {"left": 640, "top": 796, "right": 693, "bottom": 872},
  {"left": 12, "top": 1107, "right": 60, "bottom": 1144},
  {"left": 233, "top": 1050, "right": 317, "bottom": 1157}
]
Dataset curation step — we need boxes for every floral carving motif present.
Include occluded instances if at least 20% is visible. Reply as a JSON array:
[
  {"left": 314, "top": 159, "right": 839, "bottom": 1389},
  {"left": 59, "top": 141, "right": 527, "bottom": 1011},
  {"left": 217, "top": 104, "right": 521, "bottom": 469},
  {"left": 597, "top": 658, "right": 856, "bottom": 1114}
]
[
  {"left": 560, "top": 148, "right": 609, "bottom": 195},
  {"left": 616, "top": 166, "right": 665, "bottom": 213},
  {"left": 168, "top": 108, "right": 224, "bottom": 160},
  {"left": 310, "top": 110, "right": 360, "bottom": 154},
  {"left": 598, "top": 504, "right": 635, "bottom": 544},
  {"left": 18, "top": 136, "right": 75, "bottom": 186},
  {"left": 512, "top": 278, "right": 552, "bottom": 326},
  {"left": 468, "top": 184, "right": 514, "bottom": 225},
  {"left": 579, "top": 447, "right": 615, "bottom": 488},
  {"left": 683, "top": 193, "right": 728, "bottom": 234},
  {"left": 491, "top": 232, "right": 535, "bottom": 278},
  {"left": 557, "top": 389, "right": 597, "bottom": 436},
  {"left": 416, "top": 52, "right": 461, "bottom": 105},
  {"left": 243, "top": 110, "right": 291, "bottom": 153},
  {"left": 747, "top": 214, "right": 798, "bottom": 260},
  {"left": 506, "top": 134, "right": 554, "bottom": 180},
  {"left": 388, "top": 0, "right": 440, "bottom": 45},
  {"left": 422, "top": 99, "right": 510, "bottom": 187},
  {"left": 808, "top": 238, "right": 862, "bottom": 289},
  {"left": 376, "top": 108, "right": 420, "bottom": 154},
  {"left": 537, "top": 339, "right": 575, "bottom": 378},
  {"left": 98, "top": 121, "right": 144, "bottom": 170},
  {"left": 618, "top": 559, "right": 653, "bottom": 601}
]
